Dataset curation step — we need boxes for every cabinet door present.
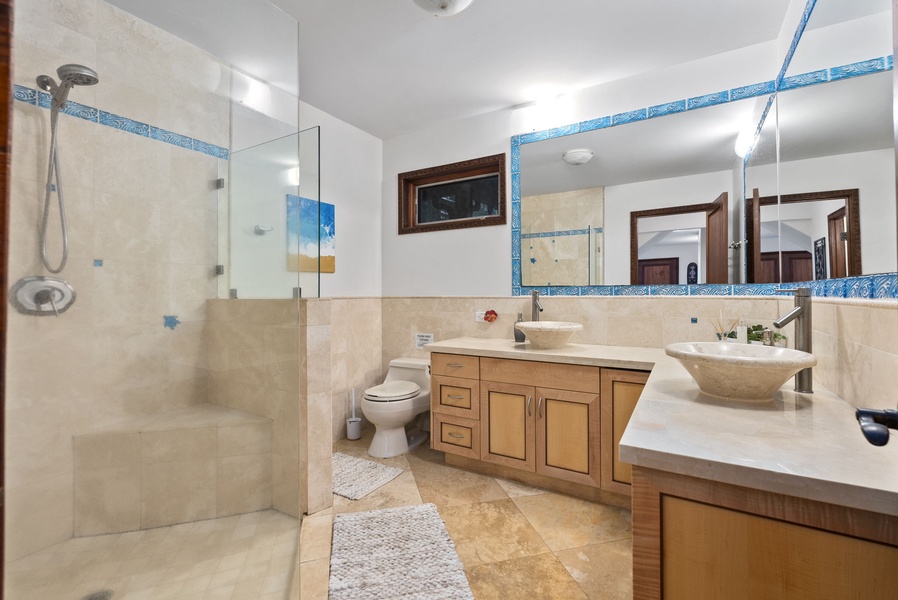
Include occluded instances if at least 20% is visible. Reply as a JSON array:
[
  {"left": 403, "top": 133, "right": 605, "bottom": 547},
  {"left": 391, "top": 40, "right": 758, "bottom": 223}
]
[
  {"left": 600, "top": 368, "right": 649, "bottom": 494},
  {"left": 480, "top": 381, "right": 535, "bottom": 472},
  {"left": 535, "top": 387, "right": 601, "bottom": 487}
]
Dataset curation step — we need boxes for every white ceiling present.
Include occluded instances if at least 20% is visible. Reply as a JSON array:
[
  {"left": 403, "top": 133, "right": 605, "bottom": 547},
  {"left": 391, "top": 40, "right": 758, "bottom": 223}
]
[{"left": 270, "top": 0, "right": 789, "bottom": 139}]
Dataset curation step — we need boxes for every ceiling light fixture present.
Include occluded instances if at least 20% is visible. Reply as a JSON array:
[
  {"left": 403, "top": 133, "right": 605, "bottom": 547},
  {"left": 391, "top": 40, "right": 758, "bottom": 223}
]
[
  {"left": 413, "top": 0, "right": 474, "bottom": 17},
  {"left": 562, "top": 149, "right": 594, "bottom": 166}
]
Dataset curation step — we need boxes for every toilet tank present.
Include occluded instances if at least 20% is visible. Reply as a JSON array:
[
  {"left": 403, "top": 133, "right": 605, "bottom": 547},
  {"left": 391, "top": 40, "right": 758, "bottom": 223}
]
[{"left": 384, "top": 357, "right": 431, "bottom": 388}]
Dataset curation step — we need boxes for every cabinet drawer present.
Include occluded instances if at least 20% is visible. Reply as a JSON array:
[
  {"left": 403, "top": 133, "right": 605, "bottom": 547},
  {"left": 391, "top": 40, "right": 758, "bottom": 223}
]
[
  {"left": 432, "top": 413, "right": 480, "bottom": 459},
  {"left": 431, "top": 353, "right": 480, "bottom": 379},
  {"left": 432, "top": 375, "right": 480, "bottom": 418},
  {"left": 481, "top": 357, "right": 599, "bottom": 394}
]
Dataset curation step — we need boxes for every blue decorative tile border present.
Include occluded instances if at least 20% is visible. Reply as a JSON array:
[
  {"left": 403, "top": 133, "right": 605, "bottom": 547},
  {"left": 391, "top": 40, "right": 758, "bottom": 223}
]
[
  {"left": 522, "top": 228, "right": 598, "bottom": 239},
  {"left": 510, "top": 0, "right": 894, "bottom": 300},
  {"left": 13, "top": 84, "right": 230, "bottom": 160},
  {"left": 510, "top": 274, "right": 897, "bottom": 299}
]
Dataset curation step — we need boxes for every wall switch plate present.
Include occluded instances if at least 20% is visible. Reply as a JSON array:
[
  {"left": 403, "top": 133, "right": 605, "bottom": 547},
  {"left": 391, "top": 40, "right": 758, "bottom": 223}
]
[
  {"left": 415, "top": 333, "right": 434, "bottom": 349},
  {"left": 475, "top": 311, "right": 486, "bottom": 322}
]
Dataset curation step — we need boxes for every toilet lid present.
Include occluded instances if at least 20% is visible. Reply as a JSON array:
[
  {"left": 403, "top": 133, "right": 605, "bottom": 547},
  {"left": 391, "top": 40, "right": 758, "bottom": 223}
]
[{"left": 364, "top": 380, "right": 421, "bottom": 402}]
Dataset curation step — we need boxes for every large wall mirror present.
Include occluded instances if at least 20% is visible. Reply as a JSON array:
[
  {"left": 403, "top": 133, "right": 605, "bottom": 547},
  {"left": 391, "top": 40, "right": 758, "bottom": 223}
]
[
  {"left": 744, "top": 0, "right": 895, "bottom": 283},
  {"left": 513, "top": 0, "right": 896, "bottom": 294}
]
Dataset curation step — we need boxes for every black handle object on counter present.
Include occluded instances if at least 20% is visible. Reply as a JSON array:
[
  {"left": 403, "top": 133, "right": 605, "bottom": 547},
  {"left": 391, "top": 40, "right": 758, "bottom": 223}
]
[{"left": 855, "top": 408, "right": 898, "bottom": 446}]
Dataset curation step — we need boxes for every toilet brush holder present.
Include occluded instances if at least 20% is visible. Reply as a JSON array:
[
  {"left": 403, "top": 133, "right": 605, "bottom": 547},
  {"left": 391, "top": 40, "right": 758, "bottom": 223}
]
[{"left": 346, "top": 417, "right": 362, "bottom": 440}]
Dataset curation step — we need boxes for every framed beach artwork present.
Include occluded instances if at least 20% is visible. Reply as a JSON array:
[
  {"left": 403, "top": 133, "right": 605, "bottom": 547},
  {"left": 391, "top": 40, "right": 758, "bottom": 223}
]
[{"left": 287, "top": 194, "right": 335, "bottom": 273}]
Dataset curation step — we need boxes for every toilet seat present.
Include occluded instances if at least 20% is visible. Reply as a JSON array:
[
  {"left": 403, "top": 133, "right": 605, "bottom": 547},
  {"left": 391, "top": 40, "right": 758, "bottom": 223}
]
[{"left": 364, "top": 380, "right": 421, "bottom": 402}]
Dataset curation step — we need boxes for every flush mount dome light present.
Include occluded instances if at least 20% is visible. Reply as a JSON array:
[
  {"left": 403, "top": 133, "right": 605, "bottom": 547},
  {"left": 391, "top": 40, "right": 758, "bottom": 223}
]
[
  {"left": 413, "top": 0, "right": 474, "bottom": 17},
  {"left": 562, "top": 148, "right": 594, "bottom": 166}
]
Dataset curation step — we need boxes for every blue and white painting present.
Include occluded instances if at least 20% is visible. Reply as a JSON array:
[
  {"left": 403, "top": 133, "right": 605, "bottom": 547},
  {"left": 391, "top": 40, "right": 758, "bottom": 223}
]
[{"left": 287, "top": 194, "right": 335, "bottom": 273}]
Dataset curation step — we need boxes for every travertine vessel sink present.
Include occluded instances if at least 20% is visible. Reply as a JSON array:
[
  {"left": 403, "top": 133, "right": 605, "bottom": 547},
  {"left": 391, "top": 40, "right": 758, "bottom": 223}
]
[
  {"left": 515, "top": 321, "right": 583, "bottom": 349},
  {"left": 665, "top": 342, "right": 817, "bottom": 402}
]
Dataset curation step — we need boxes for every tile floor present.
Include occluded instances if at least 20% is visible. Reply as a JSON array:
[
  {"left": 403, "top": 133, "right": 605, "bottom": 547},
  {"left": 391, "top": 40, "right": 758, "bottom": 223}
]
[
  {"left": 300, "top": 428, "right": 633, "bottom": 599},
  {"left": 5, "top": 509, "right": 299, "bottom": 600}
]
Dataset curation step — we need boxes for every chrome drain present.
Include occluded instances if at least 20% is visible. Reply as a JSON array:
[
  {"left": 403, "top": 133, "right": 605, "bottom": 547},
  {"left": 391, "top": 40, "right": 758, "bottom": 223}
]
[{"left": 80, "top": 591, "right": 113, "bottom": 600}]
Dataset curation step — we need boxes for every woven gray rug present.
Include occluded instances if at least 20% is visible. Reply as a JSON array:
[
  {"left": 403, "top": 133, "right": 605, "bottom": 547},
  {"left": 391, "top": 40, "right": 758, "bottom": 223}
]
[
  {"left": 329, "top": 503, "right": 474, "bottom": 599},
  {"left": 333, "top": 452, "right": 403, "bottom": 500}
]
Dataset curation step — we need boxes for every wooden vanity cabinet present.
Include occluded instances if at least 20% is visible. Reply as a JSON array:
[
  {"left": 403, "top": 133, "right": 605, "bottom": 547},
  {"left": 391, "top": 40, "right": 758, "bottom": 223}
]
[
  {"left": 430, "top": 351, "right": 648, "bottom": 501},
  {"left": 600, "top": 368, "right": 649, "bottom": 494}
]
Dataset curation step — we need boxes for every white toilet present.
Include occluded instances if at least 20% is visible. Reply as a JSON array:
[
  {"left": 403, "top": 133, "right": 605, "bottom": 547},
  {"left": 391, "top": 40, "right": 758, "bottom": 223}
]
[{"left": 361, "top": 357, "right": 431, "bottom": 458}]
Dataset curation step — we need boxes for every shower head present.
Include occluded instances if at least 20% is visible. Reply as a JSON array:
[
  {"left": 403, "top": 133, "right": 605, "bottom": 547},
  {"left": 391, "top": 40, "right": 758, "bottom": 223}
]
[
  {"left": 36, "top": 64, "right": 99, "bottom": 111},
  {"left": 57, "top": 64, "right": 99, "bottom": 87}
]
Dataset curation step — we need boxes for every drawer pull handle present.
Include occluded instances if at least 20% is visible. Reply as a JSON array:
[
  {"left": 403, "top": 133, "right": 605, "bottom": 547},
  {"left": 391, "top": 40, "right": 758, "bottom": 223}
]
[
  {"left": 527, "top": 395, "right": 532, "bottom": 417},
  {"left": 448, "top": 432, "right": 466, "bottom": 439},
  {"left": 447, "top": 394, "right": 465, "bottom": 399},
  {"left": 538, "top": 396, "right": 544, "bottom": 418},
  {"left": 447, "top": 363, "right": 464, "bottom": 368}
]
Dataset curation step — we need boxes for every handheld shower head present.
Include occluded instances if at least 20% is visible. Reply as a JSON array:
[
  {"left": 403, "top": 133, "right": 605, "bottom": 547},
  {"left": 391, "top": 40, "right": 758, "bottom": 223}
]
[{"left": 36, "top": 64, "right": 99, "bottom": 110}]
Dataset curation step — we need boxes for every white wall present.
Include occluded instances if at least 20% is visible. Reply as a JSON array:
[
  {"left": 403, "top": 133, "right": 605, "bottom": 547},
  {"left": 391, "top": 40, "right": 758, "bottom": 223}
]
[
  {"left": 381, "top": 40, "right": 779, "bottom": 295},
  {"left": 300, "top": 102, "right": 383, "bottom": 297}
]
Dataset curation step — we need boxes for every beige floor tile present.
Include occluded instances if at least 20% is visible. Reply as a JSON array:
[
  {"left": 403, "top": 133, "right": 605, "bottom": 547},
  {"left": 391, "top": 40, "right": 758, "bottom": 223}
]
[
  {"left": 332, "top": 470, "right": 423, "bottom": 515},
  {"left": 495, "top": 477, "right": 549, "bottom": 498},
  {"left": 299, "top": 557, "right": 330, "bottom": 600},
  {"left": 439, "top": 499, "right": 550, "bottom": 568},
  {"left": 465, "top": 553, "right": 588, "bottom": 600},
  {"left": 556, "top": 539, "right": 633, "bottom": 600},
  {"left": 513, "top": 492, "right": 632, "bottom": 551},
  {"left": 408, "top": 447, "right": 509, "bottom": 507}
]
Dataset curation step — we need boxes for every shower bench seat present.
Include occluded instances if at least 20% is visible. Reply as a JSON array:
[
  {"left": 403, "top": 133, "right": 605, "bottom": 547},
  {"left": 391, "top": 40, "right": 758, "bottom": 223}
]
[{"left": 72, "top": 402, "right": 273, "bottom": 537}]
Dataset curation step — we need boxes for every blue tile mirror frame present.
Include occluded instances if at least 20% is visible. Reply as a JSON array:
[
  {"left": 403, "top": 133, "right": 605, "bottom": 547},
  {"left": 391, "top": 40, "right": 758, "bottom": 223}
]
[{"left": 510, "top": 0, "right": 897, "bottom": 299}]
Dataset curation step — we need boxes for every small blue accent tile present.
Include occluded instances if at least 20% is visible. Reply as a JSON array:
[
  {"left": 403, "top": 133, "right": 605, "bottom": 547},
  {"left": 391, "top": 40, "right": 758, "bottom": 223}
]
[
  {"left": 780, "top": 70, "right": 828, "bottom": 90},
  {"left": 612, "top": 109, "right": 647, "bottom": 126},
  {"left": 844, "top": 276, "right": 873, "bottom": 298},
  {"left": 150, "top": 127, "right": 193, "bottom": 149},
  {"left": 99, "top": 111, "right": 150, "bottom": 136},
  {"left": 511, "top": 231, "right": 521, "bottom": 259},
  {"left": 163, "top": 315, "right": 180, "bottom": 330},
  {"left": 519, "top": 130, "right": 550, "bottom": 144},
  {"left": 616, "top": 285, "right": 650, "bottom": 296},
  {"left": 61, "top": 101, "right": 99, "bottom": 122},
  {"left": 13, "top": 85, "right": 37, "bottom": 105},
  {"left": 690, "top": 317, "right": 698, "bottom": 324},
  {"left": 889, "top": 55, "right": 894, "bottom": 70},
  {"left": 511, "top": 175, "right": 521, "bottom": 204},
  {"left": 193, "top": 140, "right": 229, "bottom": 160},
  {"left": 730, "top": 81, "right": 775, "bottom": 100},
  {"left": 580, "top": 286, "right": 614, "bottom": 296},
  {"left": 578, "top": 116, "right": 612, "bottom": 132},
  {"left": 872, "top": 274, "right": 894, "bottom": 299},
  {"left": 510, "top": 144, "right": 520, "bottom": 175},
  {"left": 93, "top": 259, "right": 103, "bottom": 267},
  {"left": 547, "top": 123, "right": 580, "bottom": 138},
  {"left": 512, "top": 285, "right": 523, "bottom": 296},
  {"left": 511, "top": 261, "right": 521, "bottom": 287},
  {"left": 38, "top": 91, "right": 52, "bottom": 109},
  {"left": 651, "top": 285, "right": 688, "bottom": 296},
  {"left": 824, "top": 278, "right": 845, "bottom": 298},
  {"left": 647, "top": 101, "right": 686, "bottom": 119},
  {"left": 511, "top": 202, "right": 521, "bottom": 230},
  {"left": 687, "top": 91, "right": 729, "bottom": 110},
  {"left": 829, "top": 58, "right": 887, "bottom": 81},
  {"left": 689, "top": 284, "right": 732, "bottom": 296},
  {"left": 527, "top": 287, "right": 550, "bottom": 296}
]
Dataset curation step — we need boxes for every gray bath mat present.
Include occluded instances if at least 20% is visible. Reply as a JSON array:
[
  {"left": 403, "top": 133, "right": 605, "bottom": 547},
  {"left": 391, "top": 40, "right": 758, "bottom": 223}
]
[
  {"left": 329, "top": 503, "right": 474, "bottom": 600},
  {"left": 332, "top": 452, "right": 403, "bottom": 500}
]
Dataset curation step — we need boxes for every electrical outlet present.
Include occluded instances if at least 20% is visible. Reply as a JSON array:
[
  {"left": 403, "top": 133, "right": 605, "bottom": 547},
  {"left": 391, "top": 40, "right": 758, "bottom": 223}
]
[{"left": 475, "top": 311, "right": 486, "bottom": 322}]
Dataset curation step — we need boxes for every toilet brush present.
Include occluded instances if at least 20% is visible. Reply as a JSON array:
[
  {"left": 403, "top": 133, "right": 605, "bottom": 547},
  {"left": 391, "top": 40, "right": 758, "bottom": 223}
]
[{"left": 347, "top": 388, "right": 362, "bottom": 440}]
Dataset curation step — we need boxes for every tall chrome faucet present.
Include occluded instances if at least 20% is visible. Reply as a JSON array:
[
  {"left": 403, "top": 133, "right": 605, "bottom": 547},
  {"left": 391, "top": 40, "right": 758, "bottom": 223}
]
[
  {"left": 773, "top": 287, "right": 812, "bottom": 393},
  {"left": 531, "top": 290, "right": 544, "bottom": 321}
]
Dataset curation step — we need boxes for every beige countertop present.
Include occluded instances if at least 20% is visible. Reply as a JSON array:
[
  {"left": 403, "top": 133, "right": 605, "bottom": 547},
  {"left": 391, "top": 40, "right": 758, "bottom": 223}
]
[{"left": 426, "top": 337, "right": 898, "bottom": 517}]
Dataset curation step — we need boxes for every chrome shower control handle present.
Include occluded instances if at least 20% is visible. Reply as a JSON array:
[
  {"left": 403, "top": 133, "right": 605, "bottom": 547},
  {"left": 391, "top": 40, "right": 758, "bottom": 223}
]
[{"left": 33, "top": 288, "right": 60, "bottom": 317}]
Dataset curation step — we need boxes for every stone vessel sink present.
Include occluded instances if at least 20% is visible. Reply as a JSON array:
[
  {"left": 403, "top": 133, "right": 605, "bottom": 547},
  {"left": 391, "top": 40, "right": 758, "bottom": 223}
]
[
  {"left": 665, "top": 342, "right": 817, "bottom": 402},
  {"left": 515, "top": 321, "right": 583, "bottom": 350}
]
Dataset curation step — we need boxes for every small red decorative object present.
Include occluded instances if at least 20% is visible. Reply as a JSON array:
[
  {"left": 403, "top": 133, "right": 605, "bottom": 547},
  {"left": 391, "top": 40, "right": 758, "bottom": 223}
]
[{"left": 483, "top": 310, "right": 498, "bottom": 322}]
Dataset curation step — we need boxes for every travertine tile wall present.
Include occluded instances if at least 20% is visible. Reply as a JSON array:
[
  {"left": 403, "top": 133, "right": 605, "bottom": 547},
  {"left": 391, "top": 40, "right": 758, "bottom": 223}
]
[
  {"left": 6, "top": 1, "right": 225, "bottom": 561},
  {"left": 380, "top": 296, "right": 898, "bottom": 410},
  {"left": 207, "top": 300, "right": 300, "bottom": 518}
]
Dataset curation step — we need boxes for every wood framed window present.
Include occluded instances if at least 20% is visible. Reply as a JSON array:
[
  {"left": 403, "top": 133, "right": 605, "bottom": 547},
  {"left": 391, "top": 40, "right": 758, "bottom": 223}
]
[{"left": 398, "top": 153, "right": 506, "bottom": 234}]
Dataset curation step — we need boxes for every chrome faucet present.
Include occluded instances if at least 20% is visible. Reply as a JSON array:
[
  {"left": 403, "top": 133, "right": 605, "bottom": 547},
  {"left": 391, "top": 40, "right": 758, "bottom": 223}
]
[
  {"left": 531, "top": 290, "right": 544, "bottom": 321},
  {"left": 773, "top": 287, "right": 812, "bottom": 393}
]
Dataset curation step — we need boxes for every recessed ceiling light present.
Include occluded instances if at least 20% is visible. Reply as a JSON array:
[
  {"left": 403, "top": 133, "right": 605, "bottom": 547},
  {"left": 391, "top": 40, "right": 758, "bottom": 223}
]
[
  {"left": 562, "top": 149, "right": 594, "bottom": 166},
  {"left": 413, "top": 0, "right": 474, "bottom": 17}
]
